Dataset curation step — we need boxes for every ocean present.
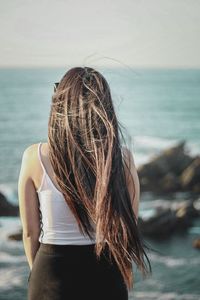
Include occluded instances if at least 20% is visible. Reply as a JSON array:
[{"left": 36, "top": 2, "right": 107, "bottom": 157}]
[{"left": 0, "top": 67, "right": 200, "bottom": 299}]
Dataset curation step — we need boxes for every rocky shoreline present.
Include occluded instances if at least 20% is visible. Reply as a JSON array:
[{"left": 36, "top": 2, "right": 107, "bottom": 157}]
[
  {"left": 138, "top": 198, "right": 200, "bottom": 239},
  {"left": 136, "top": 140, "right": 200, "bottom": 246},
  {"left": 138, "top": 140, "right": 200, "bottom": 195}
]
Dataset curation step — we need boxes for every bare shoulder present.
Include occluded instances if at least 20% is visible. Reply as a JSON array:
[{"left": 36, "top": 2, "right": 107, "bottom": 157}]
[
  {"left": 22, "top": 143, "right": 39, "bottom": 160},
  {"left": 22, "top": 142, "right": 48, "bottom": 159},
  {"left": 18, "top": 144, "right": 40, "bottom": 179},
  {"left": 24, "top": 143, "right": 39, "bottom": 155}
]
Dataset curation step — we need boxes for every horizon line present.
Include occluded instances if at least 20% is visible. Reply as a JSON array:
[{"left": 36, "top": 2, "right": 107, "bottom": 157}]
[{"left": 0, "top": 64, "right": 200, "bottom": 71}]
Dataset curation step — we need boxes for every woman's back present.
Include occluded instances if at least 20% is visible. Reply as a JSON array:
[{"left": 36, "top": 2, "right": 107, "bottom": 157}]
[
  {"left": 36, "top": 142, "right": 97, "bottom": 245},
  {"left": 35, "top": 142, "right": 139, "bottom": 245}
]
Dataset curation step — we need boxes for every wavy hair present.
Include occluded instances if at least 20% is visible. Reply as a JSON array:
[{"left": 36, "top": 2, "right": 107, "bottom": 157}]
[{"left": 47, "top": 66, "right": 151, "bottom": 290}]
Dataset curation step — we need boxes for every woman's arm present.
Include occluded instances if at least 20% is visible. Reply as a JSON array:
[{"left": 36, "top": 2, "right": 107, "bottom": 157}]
[
  {"left": 18, "top": 145, "right": 41, "bottom": 270},
  {"left": 122, "top": 147, "right": 140, "bottom": 222}
]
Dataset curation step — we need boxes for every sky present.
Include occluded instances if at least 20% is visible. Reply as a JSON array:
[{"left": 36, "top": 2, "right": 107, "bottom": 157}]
[{"left": 0, "top": 0, "right": 200, "bottom": 68}]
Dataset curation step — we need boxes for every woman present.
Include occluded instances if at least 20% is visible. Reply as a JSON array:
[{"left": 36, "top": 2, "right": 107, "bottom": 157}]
[{"left": 18, "top": 66, "right": 151, "bottom": 300}]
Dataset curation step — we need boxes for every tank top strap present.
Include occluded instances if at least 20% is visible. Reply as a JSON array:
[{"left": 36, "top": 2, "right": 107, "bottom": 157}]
[{"left": 38, "top": 142, "right": 47, "bottom": 174}]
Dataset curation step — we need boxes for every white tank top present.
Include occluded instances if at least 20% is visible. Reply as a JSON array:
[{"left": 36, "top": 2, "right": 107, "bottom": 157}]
[{"left": 37, "top": 142, "right": 96, "bottom": 245}]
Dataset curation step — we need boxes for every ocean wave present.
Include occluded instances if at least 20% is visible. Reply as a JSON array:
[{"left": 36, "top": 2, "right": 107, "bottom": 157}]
[
  {"left": 149, "top": 253, "right": 200, "bottom": 268},
  {"left": 132, "top": 135, "right": 178, "bottom": 167},
  {"left": 140, "top": 198, "right": 195, "bottom": 212},
  {"left": 0, "top": 267, "right": 26, "bottom": 290},
  {"left": 129, "top": 291, "right": 200, "bottom": 300},
  {"left": 185, "top": 142, "right": 200, "bottom": 157},
  {"left": 189, "top": 227, "right": 200, "bottom": 234},
  {"left": 0, "top": 252, "right": 26, "bottom": 263},
  {"left": 132, "top": 135, "right": 200, "bottom": 167},
  {"left": 150, "top": 253, "right": 186, "bottom": 267},
  {"left": 0, "top": 217, "right": 21, "bottom": 239},
  {"left": 133, "top": 135, "right": 178, "bottom": 150}
]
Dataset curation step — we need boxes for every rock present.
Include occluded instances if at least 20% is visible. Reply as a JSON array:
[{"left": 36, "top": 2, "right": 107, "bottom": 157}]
[
  {"left": 193, "top": 238, "right": 200, "bottom": 249},
  {"left": 175, "top": 206, "right": 194, "bottom": 231},
  {"left": 159, "top": 172, "right": 181, "bottom": 193},
  {"left": 138, "top": 199, "right": 199, "bottom": 239},
  {"left": 171, "top": 199, "right": 200, "bottom": 218},
  {"left": 138, "top": 209, "right": 178, "bottom": 238},
  {"left": 160, "top": 141, "right": 194, "bottom": 175},
  {"left": 0, "top": 191, "right": 19, "bottom": 216},
  {"left": 180, "top": 157, "right": 200, "bottom": 193},
  {"left": 137, "top": 141, "right": 197, "bottom": 194},
  {"left": 8, "top": 229, "right": 22, "bottom": 241},
  {"left": 183, "top": 200, "right": 200, "bottom": 218}
]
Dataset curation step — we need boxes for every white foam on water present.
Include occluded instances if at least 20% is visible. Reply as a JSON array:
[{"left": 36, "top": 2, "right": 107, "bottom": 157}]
[
  {"left": 132, "top": 135, "right": 199, "bottom": 168},
  {"left": 189, "top": 227, "right": 200, "bottom": 234},
  {"left": 139, "top": 199, "right": 173, "bottom": 220},
  {"left": 133, "top": 135, "right": 178, "bottom": 151},
  {"left": 0, "top": 267, "right": 26, "bottom": 290},
  {"left": 0, "top": 217, "right": 24, "bottom": 262},
  {"left": 140, "top": 199, "right": 172, "bottom": 210},
  {"left": 129, "top": 291, "right": 200, "bottom": 300},
  {"left": 185, "top": 142, "right": 200, "bottom": 157},
  {"left": 133, "top": 153, "right": 150, "bottom": 168},
  {"left": 0, "top": 218, "right": 27, "bottom": 291},
  {"left": 149, "top": 252, "right": 200, "bottom": 268},
  {"left": 132, "top": 135, "right": 178, "bottom": 168},
  {"left": 0, "top": 217, "right": 21, "bottom": 240},
  {"left": 139, "top": 209, "right": 155, "bottom": 220},
  {"left": 0, "top": 252, "right": 26, "bottom": 263},
  {"left": 150, "top": 253, "right": 187, "bottom": 267}
]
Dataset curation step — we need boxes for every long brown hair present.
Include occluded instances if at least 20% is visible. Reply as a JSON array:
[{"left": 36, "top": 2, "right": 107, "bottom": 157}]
[{"left": 47, "top": 66, "right": 151, "bottom": 290}]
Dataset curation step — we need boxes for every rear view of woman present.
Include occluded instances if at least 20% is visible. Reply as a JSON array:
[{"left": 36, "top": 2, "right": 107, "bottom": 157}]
[{"left": 18, "top": 66, "right": 151, "bottom": 300}]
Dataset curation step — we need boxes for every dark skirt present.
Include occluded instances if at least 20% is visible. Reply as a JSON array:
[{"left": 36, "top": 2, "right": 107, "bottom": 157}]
[{"left": 27, "top": 242, "right": 128, "bottom": 300}]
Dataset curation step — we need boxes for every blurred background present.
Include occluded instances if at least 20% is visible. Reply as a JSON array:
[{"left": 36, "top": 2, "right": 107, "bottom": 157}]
[{"left": 0, "top": 0, "right": 200, "bottom": 299}]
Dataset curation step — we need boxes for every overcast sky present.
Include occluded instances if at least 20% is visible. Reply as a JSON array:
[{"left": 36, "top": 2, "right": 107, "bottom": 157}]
[{"left": 0, "top": 0, "right": 200, "bottom": 68}]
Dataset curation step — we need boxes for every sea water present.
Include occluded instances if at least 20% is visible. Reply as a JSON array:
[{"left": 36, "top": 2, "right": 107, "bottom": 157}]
[{"left": 0, "top": 67, "right": 200, "bottom": 299}]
